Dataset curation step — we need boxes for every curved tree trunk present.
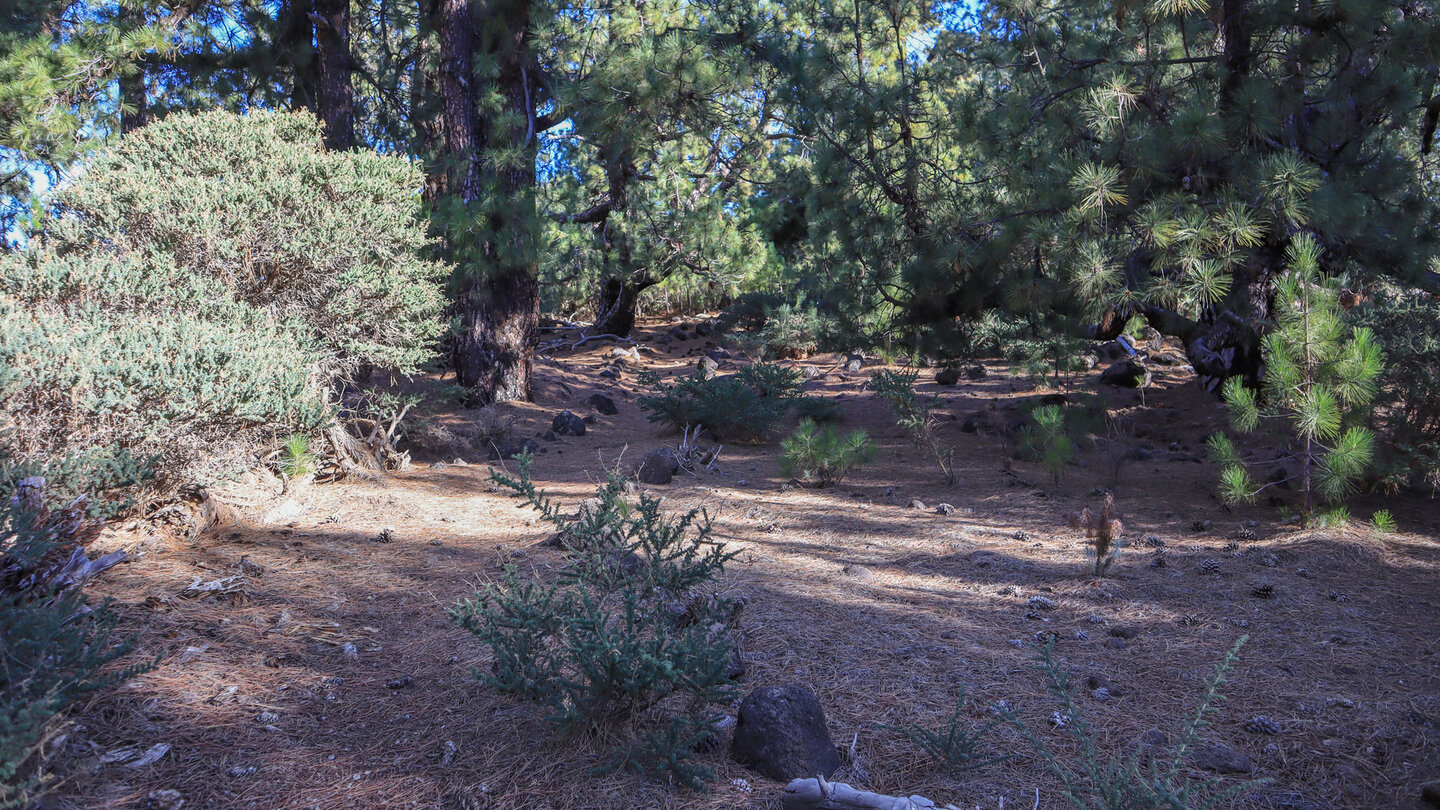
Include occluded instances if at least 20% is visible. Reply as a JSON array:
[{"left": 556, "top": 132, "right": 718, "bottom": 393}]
[{"left": 592, "top": 273, "right": 658, "bottom": 337}]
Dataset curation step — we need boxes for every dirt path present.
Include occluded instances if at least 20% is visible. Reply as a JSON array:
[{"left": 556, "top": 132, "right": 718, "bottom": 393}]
[{"left": 58, "top": 326, "right": 1440, "bottom": 809}]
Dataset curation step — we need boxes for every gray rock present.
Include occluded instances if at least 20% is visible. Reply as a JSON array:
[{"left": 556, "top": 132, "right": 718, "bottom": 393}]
[
  {"left": 935, "top": 503, "right": 957, "bottom": 515},
  {"left": 731, "top": 684, "right": 841, "bottom": 782},
  {"left": 726, "top": 647, "right": 747, "bottom": 680},
  {"left": 841, "top": 564, "right": 872, "bottom": 579},
  {"left": 635, "top": 448, "right": 680, "bottom": 485},
  {"left": 1099, "top": 359, "right": 1152, "bottom": 388},
  {"left": 695, "top": 320, "right": 714, "bottom": 337},
  {"left": 587, "top": 393, "right": 618, "bottom": 415},
  {"left": 1138, "top": 729, "right": 1168, "bottom": 747},
  {"left": 668, "top": 325, "right": 690, "bottom": 341},
  {"left": 697, "top": 355, "right": 720, "bottom": 379},
  {"left": 843, "top": 354, "right": 864, "bottom": 373},
  {"left": 552, "top": 410, "right": 587, "bottom": 437},
  {"left": 1191, "top": 744, "right": 1253, "bottom": 774},
  {"left": 489, "top": 437, "right": 541, "bottom": 459},
  {"left": 965, "top": 364, "right": 987, "bottom": 380},
  {"left": 143, "top": 790, "right": 185, "bottom": 810},
  {"left": 907, "top": 499, "right": 926, "bottom": 510}
]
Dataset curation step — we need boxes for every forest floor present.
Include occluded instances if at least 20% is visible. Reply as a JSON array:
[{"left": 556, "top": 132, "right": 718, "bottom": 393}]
[{"left": 51, "top": 321, "right": 1440, "bottom": 810}]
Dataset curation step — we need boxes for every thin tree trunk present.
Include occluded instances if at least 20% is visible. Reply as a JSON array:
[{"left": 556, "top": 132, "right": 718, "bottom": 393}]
[
  {"left": 593, "top": 273, "right": 658, "bottom": 337},
  {"left": 312, "top": 0, "right": 354, "bottom": 149},
  {"left": 279, "top": 0, "right": 319, "bottom": 111}
]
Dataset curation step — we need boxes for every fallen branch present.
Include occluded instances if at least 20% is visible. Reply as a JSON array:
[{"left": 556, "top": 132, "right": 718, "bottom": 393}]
[{"left": 782, "top": 776, "right": 961, "bottom": 810}]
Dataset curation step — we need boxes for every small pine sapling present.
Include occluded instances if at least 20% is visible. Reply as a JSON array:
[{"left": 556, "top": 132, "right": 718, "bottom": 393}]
[
  {"left": 1370, "top": 509, "right": 1397, "bottom": 534},
  {"left": 1209, "top": 236, "right": 1382, "bottom": 521},
  {"left": 1067, "top": 493, "right": 1124, "bottom": 577},
  {"left": 871, "top": 369, "right": 956, "bottom": 485},
  {"left": 780, "top": 419, "right": 874, "bottom": 487},
  {"left": 1023, "top": 405, "right": 1075, "bottom": 486},
  {"left": 882, "top": 688, "right": 1010, "bottom": 774}
]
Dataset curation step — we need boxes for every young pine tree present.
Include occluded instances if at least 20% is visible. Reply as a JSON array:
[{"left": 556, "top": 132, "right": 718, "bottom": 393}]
[{"left": 1209, "top": 237, "right": 1383, "bottom": 519}]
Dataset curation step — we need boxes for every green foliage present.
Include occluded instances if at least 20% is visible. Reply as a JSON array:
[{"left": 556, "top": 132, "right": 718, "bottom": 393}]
[
  {"left": 1370, "top": 509, "right": 1397, "bottom": 534},
  {"left": 882, "top": 689, "right": 1009, "bottom": 774},
  {"left": 55, "top": 110, "right": 447, "bottom": 378},
  {"left": 1213, "top": 237, "right": 1382, "bottom": 518},
  {"left": 1, "top": 111, "right": 445, "bottom": 501},
  {"left": 638, "top": 363, "right": 802, "bottom": 442},
  {"left": 780, "top": 419, "right": 873, "bottom": 487},
  {"left": 793, "top": 396, "right": 844, "bottom": 423},
  {"left": 734, "top": 297, "right": 833, "bottom": 360},
  {"left": 1348, "top": 292, "right": 1440, "bottom": 494},
  {"left": 1, "top": 489, "right": 154, "bottom": 807},
  {"left": 1020, "top": 405, "right": 1075, "bottom": 487},
  {"left": 871, "top": 369, "right": 956, "bottom": 485},
  {"left": 452, "top": 454, "right": 738, "bottom": 789},
  {"left": 1313, "top": 506, "right": 1352, "bottom": 529},
  {"left": 1007, "top": 636, "right": 1264, "bottom": 810},
  {"left": 278, "top": 435, "right": 316, "bottom": 479}
]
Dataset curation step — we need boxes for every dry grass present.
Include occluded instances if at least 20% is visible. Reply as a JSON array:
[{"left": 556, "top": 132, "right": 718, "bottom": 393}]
[{"left": 43, "top": 323, "right": 1440, "bottom": 809}]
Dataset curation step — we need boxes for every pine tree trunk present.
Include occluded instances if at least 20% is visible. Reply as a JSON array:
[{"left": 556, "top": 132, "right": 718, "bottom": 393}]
[
  {"left": 592, "top": 274, "right": 657, "bottom": 338},
  {"left": 312, "top": 0, "right": 354, "bottom": 150},
  {"left": 434, "top": 0, "right": 538, "bottom": 404},
  {"left": 279, "top": 0, "right": 319, "bottom": 111}
]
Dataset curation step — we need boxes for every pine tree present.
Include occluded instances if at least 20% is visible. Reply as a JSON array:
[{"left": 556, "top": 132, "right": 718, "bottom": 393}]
[{"left": 1208, "top": 236, "right": 1383, "bottom": 519}]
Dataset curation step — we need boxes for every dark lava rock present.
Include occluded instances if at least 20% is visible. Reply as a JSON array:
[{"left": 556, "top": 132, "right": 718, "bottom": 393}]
[
  {"left": 668, "top": 325, "right": 690, "bottom": 341},
  {"left": 726, "top": 647, "right": 747, "bottom": 681},
  {"left": 552, "top": 410, "right": 587, "bottom": 437},
  {"left": 1421, "top": 781, "right": 1440, "bottom": 809},
  {"left": 936, "top": 366, "right": 962, "bottom": 386},
  {"left": 695, "top": 320, "right": 714, "bottom": 337},
  {"left": 731, "top": 684, "right": 841, "bottom": 783},
  {"left": 1099, "top": 359, "right": 1153, "bottom": 388},
  {"left": 489, "top": 438, "right": 540, "bottom": 460},
  {"left": 635, "top": 448, "right": 680, "bottom": 485},
  {"left": 587, "top": 393, "right": 618, "bottom": 415},
  {"left": 542, "top": 431, "right": 558, "bottom": 442},
  {"left": 1103, "top": 636, "right": 1129, "bottom": 651},
  {"left": 1190, "top": 744, "right": 1253, "bottom": 774},
  {"left": 1108, "top": 625, "right": 1141, "bottom": 640},
  {"left": 965, "top": 364, "right": 988, "bottom": 380}
]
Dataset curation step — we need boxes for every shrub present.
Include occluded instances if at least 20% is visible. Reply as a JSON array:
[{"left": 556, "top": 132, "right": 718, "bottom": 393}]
[
  {"left": 451, "top": 454, "right": 738, "bottom": 789},
  {"left": 1210, "top": 237, "right": 1382, "bottom": 518},
  {"left": 53, "top": 110, "right": 447, "bottom": 378},
  {"left": 1, "top": 480, "right": 154, "bottom": 807},
  {"left": 1, "top": 111, "right": 447, "bottom": 500},
  {"left": 871, "top": 369, "right": 956, "bottom": 485},
  {"left": 638, "top": 362, "right": 803, "bottom": 442},
  {"left": 736, "top": 297, "right": 830, "bottom": 359},
  {"left": 780, "top": 419, "right": 873, "bottom": 487},
  {"left": 793, "top": 396, "right": 844, "bottom": 423},
  {"left": 882, "top": 689, "right": 1008, "bottom": 774},
  {"left": 1067, "top": 493, "right": 1124, "bottom": 577},
  {"left": 1007, "top": 636, "right": 1264, "bottom": 810},
  {"left": 1020, "top": 405, "right": 1075, "bottom": 486},
  {"left": 1347, "top": 291, "right": 1440, "bottom": 494},
  {"left": 1370, "top": 509, "right": 1397, "bottom": 533}
]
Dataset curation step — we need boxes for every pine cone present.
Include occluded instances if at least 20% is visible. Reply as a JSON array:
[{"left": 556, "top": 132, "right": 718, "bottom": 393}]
[
  {"left": 1178, "top": 614, "right": 1202, "bottom": 627},
  {"left": 1251, "top": 583, "right": 1276, "bottom": 599},
  {"left": 1198, "top": 558, "right": 1222, "bottom": 575},
  {"left": 1243, "top": 715, "right": 1281, "bottom": 735}
]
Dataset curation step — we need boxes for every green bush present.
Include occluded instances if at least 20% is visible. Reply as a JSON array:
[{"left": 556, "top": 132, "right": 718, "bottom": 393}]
[
  {"left": 638, "top": 362, "right": 803, "bottom": 442},
  {"left": 882, "top": 689, "right": 1008, "bottom": 774},
  {"left": 452, "top": 454, "right": 738, "bottom": 789},
  {"left": 1348, "top": 291, "right": 1440, "bottom": 494},
  {"left": 780, "top": 419, "right": 873, "bottom": 487},
  {"left": 1020, "top": 404, "right": 1075, "bottom": 486},
  {"left": 1, "top": 111, "right": 446, "bottom": 500},
  {"left": 871, "top": 369, "right": 956, "bottom": 485},
  {"left": 1008, "top": 637, "right": 1264, "bottom": 810},
  {"left": 1210, "top": 237, "right": 1382, "bottom": 517},
  {"left": 1, "top": 482, "right": 154, "bottom": 807}
]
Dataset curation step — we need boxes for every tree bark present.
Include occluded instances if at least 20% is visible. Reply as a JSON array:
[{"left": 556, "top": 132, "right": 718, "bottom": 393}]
[
  {"left": 592, "top": 273, "right": 658, "bottom": 337},
  {"left": 434, "top": 0, "right": 539, "bottom": 404},
  {"left": 312, "top": 0, "right": 354, "bottom": 150},
  {"left": 278, "top": 0, "right": 319, "bottom": 112}
]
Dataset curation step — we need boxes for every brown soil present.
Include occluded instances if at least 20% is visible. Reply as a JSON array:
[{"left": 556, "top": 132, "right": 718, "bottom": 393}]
[{"left": 50, "top": 322, "right": 1440, "bottom": 810}]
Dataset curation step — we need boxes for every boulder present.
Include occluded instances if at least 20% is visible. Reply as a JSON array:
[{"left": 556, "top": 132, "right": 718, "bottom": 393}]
[
  {"left": 935, "top": 366, "right": 962, "bottom": 386},
  {"left": 1099, "top": 360, "right": 1152, "bottom": 388},
  {"left": 842, "top": 354, "right": 864, "bottom": 373},
  {"left": 695, "top": 320, "right": 715, "bottom": 337},
  {"left": 696, "top": 355, "right": 720, "bottom": 379},
  {"left": 552, "top": 410, "right": 587, "bottom": 436},
  {"left": 635, "top": 448, "right": 681, "bottom": 485},
  {"left": 488, "top": 438, "right": 540, "bottom": 460},
  {"left": 1190, "top": 744, "right": 1253, "bottom": 774},
  {"left": 587, "top": 393, "right": 618, "bottom": 415},
  {"left": 732, "top": 684, "right": 841, "bottom": 782}
]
